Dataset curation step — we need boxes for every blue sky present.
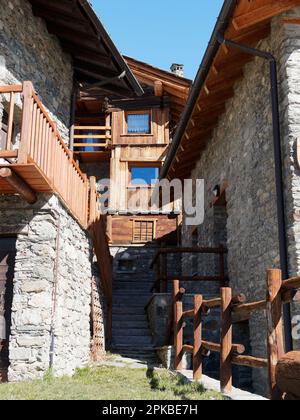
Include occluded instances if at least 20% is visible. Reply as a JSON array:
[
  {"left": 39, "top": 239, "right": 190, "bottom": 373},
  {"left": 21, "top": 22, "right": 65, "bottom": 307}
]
[{"left": 91, "top": 0, "right": 224, "bottom": 81}]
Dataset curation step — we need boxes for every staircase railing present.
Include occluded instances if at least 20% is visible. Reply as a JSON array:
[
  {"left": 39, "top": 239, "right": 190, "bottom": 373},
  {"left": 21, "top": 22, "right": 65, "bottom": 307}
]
[
  {"left": 172, "top": 270, "right": 300, "bottom": 399},
  {"left": 0, "top": 82, "right": 89, "bottom": 227},
  {"left": 88, "top": 176, "right": 113, "bottom": 341}
]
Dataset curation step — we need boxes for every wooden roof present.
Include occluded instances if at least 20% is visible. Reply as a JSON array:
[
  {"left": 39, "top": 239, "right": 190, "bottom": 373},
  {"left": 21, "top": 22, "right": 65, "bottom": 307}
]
[
  {"left": 124, "top": 56, "right": 192, "bottom": 124},
  {"left": 28, "top": 0, "right": 143, "bottom": 97},
  {"left": 163, "top": 0, "right": 300, "bottom": 180}
]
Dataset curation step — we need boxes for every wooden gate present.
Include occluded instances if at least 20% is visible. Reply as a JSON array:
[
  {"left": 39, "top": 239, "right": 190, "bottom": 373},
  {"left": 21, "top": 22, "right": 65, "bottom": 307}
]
[{"left": 0, "top": 237, "right": 16, "bottom": 382}]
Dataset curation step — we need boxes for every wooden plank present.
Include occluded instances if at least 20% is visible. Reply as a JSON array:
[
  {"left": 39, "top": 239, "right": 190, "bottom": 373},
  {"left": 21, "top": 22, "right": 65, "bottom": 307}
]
[
  {"left": 232, "top": 0, "right": 300, "bottom": 30},
  {"left": 266, "top": 269, "right": 285, "bottom": 400},
  {"left": 0, "top": 167, "right": 37, "bottom": 204},
  {"left": 220, "top": 287, "right": 233, "bottom": 394},
  {"left": 6, "top": 92, "right": 15, "bottom": 150},
  {"left": 232, "top": 355, "right": 268, "bottom": 369},
  {"left": 0, "top": 151, "right": 18, "bottom": 159},
  {"left": 0, "top": 85, "right": 22, "bottom": 93}
]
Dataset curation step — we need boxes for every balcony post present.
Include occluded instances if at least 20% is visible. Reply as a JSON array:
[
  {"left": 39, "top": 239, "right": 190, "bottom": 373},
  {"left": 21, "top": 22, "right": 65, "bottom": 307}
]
[{"left": 18, "top": 81, "right": 33, "bottom": 164}]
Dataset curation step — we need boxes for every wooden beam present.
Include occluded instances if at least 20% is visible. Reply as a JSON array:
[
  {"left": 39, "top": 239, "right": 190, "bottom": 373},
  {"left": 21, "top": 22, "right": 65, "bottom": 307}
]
[
  {"left": 0, "top": 167, "right": 37, "bottom": 204},
  {"left": 232, "top": 0, "right": 300, "bottom": 31},
  {"left": 232, "top": 355, "right": 268, "bottom": 369}
]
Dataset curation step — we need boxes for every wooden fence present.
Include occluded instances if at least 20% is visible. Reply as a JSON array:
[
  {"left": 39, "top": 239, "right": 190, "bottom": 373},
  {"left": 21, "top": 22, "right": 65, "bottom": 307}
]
[
  {"left": 173, "top": 269, "right": 300, "bottom": 399},
  {"left": 150, "top": 246, "right": 228, "bottom": 293}
]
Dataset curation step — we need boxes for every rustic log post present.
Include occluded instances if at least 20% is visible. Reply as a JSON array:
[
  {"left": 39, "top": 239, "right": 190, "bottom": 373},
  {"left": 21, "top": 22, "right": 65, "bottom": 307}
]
[
  {"left": 0, "top": 167, "right": 37, "bottom": 204},
  {"left": 19, "top": 81, "right": 33, "bottom": 164},
  {"left": 220, "top": 287, "right": 233, "bottom": 393},
  {"left": 193, "top": 294, "right": 203, "bottom": 380},
  {"left": 266, "top": 269, "right": 285, "bottom": 400},
  {"left": 173, "top": 279, "right": 183, "bottom": 370},
  {"left": 175, "top": 299, "right": 183, "bottom": 371}
]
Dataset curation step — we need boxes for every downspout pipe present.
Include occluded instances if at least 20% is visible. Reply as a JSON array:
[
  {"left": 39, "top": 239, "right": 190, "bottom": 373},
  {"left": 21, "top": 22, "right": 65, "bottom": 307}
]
[{"left": 217, "top": 34, "right": 293, "bottom": 352}]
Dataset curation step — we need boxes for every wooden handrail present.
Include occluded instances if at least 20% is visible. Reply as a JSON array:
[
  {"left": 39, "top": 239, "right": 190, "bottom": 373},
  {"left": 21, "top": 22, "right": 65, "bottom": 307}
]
[{"left": 172, "top": 269, "right": 299, "bottom": 399}]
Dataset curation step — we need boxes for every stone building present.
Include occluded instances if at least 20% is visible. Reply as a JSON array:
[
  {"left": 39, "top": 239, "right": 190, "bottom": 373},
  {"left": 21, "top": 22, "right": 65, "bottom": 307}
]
[
  {"left": 0, "top": 0, "right": 143, "bottom": 382},
  {"left": 161, "top": 0, "right": 300, "bottom": 396}
]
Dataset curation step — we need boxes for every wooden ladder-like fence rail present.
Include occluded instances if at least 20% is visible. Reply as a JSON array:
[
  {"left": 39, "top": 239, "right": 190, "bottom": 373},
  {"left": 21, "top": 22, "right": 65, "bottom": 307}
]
[
  {"left": 173, "top": 269, "right": 300, "bottom": 399},
  {"left": 150, "top": 246, "right": 228, "bottom": 293}
]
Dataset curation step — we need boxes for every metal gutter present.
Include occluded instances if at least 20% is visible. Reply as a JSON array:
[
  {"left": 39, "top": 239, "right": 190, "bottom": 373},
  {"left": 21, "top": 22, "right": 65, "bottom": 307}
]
[
  {"left": 78, "top": 0, "right": 144, "bottom": 97},
  {"left": 160, "top": 0, "right": 237, "bottom": 179},
  {"left": 217, "top": 35, "right": 293, "bottom": 352}
]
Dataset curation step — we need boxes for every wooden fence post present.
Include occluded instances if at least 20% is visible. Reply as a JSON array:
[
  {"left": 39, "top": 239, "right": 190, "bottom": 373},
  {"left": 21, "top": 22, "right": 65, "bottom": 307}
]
[
  {"left": 266, "top": 269, "right": 285, "bottom": 400},
  {"left": 19, "top": 81, "right": 33, "bottom": 164},
  {"left": 173, "top": 280, "right": 183, "bottom": 370},
  {"left": 193, "top": 294, "right": 203, "bottom": 380},
  {"left": 220, "top": 287, "right": 233, "bottom": 393}
]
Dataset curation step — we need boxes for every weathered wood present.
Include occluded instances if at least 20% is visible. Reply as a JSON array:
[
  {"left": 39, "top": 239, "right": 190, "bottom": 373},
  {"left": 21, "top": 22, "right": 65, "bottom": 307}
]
[
  {"left": 203, "top": 293, "right": 246, "bottom": 309},
  {"left": 0, "top": 167, "right": 37, "bottom": 204},
  {"left": 19, "top": 81, "right": 33, "bottom": 164},
  {"left": 175, "top": 300, "right": 183, "bottom": 371},
  {"left": 266, "top": 269, "right": 285, "bottom": 400},
  {"left": 193, "top": 295, "right": 202, "bottom": 381},
  {"left": 232, "top": 355, "right": 268, "bottom": 369},
  {"left": 276, "top": 352, "right": 300, "bottom": 399},
  {"left": 232, "top": 299, "right": 267, "bottom": 316},
  {"left": 281, "top": 276, "right": 300, "bottom": 291},
  {"left": 201, "top": 340, "right": 245, "bottom": 355},
  {"left": 220, "top": 287, "right": 233, "bottom": 394}
]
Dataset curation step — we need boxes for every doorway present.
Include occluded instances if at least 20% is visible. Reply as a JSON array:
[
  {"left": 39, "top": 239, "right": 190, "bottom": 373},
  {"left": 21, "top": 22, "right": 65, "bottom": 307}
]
[{"left": 0, "top": 237, "right": 16, "bottom": 382}]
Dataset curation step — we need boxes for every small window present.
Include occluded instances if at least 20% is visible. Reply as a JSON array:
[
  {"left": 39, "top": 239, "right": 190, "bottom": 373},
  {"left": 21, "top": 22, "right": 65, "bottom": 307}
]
[
  {"left": 131, "top": 167, "right": 159, "bottom": 185},
  {"left": 133, "top": 220, "right": 156, "bottom": 243},
  {"left": 127, "top": 112, "right": 151, "bottom": 134}
]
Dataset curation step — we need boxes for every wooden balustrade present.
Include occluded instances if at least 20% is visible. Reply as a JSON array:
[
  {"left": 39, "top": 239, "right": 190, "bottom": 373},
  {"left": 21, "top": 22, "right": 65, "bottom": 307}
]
[
  {"left": 73, "top": 125, "right": 111, "bottom": 151},
  {"left": 0, "top": 82, "right": 89, "bottom": 227},
  {"left": 172, "top": 270, "right": 300, "bottom": 399},
  {"left": 150, "top": 246, "right": 228, "bottom": 293}
]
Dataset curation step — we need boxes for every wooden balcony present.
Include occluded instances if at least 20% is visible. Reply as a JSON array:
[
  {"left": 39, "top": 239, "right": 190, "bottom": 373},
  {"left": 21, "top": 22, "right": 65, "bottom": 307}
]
[
  {"left": 0, "top": 82, "right": 89, "bottom": 227},
  {"left": 72, "top": 123, "right": 112, "bottom": 163}
]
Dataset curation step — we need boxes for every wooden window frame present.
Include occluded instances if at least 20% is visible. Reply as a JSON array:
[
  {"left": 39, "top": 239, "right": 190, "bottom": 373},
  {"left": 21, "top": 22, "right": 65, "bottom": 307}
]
[
  {"left": 123, "top": 110, "right": 153, "bottom": 137},
  {"left": 128, "top": 162, "right": 161, "bottom": 187},
  {"left": 131, "top": 218, "right": 157, "bottom": 244}
]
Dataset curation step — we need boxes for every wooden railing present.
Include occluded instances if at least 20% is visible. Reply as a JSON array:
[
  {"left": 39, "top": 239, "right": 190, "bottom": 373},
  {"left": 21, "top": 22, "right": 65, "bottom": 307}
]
[
  {"left": 172, "top": 269, "right": 300, "bottom": 399},
  {"left": 0, "top": 82, "right": 89, "bottom": 227},
  {"left": 150, "top": 246, "right": 227, "bottom": 293},
  {"left": 73, "top": 123, "right": 111, "bottom": 152},
  {"left": 88, "top": 176, "right": 113, "bottom": 341}
]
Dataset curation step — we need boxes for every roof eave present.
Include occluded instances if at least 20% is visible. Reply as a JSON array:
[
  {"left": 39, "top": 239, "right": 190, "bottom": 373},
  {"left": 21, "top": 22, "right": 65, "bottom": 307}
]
[{"left": 160, "top": 0, "right": 236, "bottom": 179}]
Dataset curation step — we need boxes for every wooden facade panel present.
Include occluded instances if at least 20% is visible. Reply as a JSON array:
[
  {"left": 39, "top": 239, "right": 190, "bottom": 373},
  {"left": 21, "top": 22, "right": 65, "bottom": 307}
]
[{"left": 111, "top": 215, "right": 177, "bottom": 245}]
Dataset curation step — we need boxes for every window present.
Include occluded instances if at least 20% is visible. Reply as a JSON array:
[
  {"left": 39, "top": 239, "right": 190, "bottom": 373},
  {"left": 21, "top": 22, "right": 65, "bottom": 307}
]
[
  {"left": 127, "top": 112, "right": 151, "bottom": 134},
  {"left": 130, "top": 167, "right": 159, "bottom": 185},
  {"left": 133, "top": 220, "right": 156, "bottom": 243}
]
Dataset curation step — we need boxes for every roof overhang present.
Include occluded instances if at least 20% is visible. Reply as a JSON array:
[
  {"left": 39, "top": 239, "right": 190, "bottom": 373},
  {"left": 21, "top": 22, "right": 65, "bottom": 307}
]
[
  {"left": 161, "top": 0, "right": 300, "bottom": 180},
  {"left": 28, "top": 0, "right": 144, "bottom": 97}
]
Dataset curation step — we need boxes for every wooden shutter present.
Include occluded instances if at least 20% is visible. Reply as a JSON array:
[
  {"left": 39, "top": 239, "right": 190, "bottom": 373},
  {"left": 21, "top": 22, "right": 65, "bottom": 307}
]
[{"left": 132, "top": 220, "right": 156, "bottom": 243}]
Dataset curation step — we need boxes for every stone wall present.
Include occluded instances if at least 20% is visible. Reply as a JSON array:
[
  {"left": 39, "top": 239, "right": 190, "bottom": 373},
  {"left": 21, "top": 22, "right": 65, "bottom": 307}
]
[
  {"left": 0, "top": 194, "right": 94, "bottom": 381},
  {"left": 181, "top": 10, "right": 300, "bottom": 396},
  {"left": 0, "top": 0, "right": 73, "bottom": 139}
]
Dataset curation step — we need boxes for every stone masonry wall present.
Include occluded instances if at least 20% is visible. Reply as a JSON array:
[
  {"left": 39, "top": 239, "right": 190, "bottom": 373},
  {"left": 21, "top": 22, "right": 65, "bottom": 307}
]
[
  {"left": 0, "top": 0, "right": 73, "bottom": 139},
  {"left": 0, "top": 194, "right": 93, "bottom": 381},
  {"left": 181, "top": 10, "right": 300, "bottom": 396}
]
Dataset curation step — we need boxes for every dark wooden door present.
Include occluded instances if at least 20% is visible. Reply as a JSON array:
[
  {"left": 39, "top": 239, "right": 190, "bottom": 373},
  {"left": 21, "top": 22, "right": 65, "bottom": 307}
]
[{"left": 0, "top": 237, "right": 16, "bottom": 382}]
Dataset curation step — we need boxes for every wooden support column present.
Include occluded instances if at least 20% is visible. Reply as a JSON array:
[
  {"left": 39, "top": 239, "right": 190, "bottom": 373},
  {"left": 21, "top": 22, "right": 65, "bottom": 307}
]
[
  {"left": 266, "top": 269, "right": 285, "bottom": 400},
  {"left": 220, "top": 287, "right": 233, "bottom": 394},
  {"left": 193, "top": 295, "right": 203, "bottom": 381},
  {"left": 0, "top": 167, "right": 37, "bottom": 204},
  {"left": 175, "top": 300, "right": 183, "bottom": 371},
  {"left": 18, "top": 81, "right": 33, "bottom": 164},
  {"left": 173, "top": 279, "right": 183, "bottom": 371}
]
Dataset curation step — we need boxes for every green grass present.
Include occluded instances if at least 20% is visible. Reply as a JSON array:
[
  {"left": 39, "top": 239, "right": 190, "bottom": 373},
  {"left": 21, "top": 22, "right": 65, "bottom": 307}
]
[{"left": 0, "top": 366, "right": 223, "bottom": 400}]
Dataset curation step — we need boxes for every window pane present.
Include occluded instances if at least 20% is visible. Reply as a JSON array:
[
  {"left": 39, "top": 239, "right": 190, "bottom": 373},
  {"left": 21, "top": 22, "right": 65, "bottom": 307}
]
[
  {"left": 131, "top": 167, "right": 159, "bottom": 185},
  {"left": 127, "top": 113, "right": 150, "bottom": 134}
]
